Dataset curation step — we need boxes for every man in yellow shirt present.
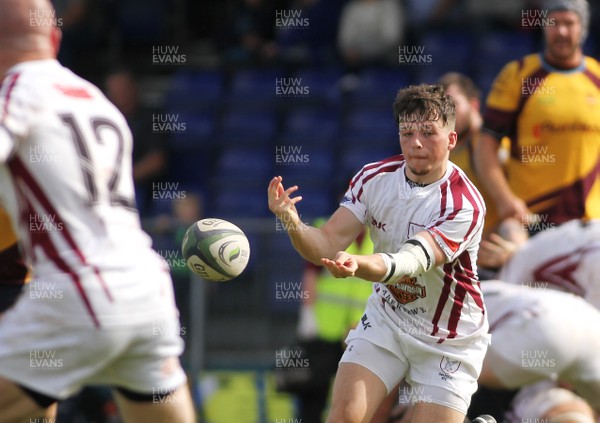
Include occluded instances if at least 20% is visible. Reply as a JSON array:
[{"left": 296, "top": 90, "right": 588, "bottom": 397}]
[{"left": 475, "top": 0, "right": 600, "bottom": 231}]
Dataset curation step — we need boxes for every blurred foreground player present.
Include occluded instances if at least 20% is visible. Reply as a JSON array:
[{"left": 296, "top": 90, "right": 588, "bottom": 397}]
[
  {"left": 269, "top": 84, "right": 490, "bottom": 423},
  {"left": 0, "top": 0, "right": 195, "bottom": 421},
  {"left": 478, "top": 281, "right": 600, "bottom": 421}
]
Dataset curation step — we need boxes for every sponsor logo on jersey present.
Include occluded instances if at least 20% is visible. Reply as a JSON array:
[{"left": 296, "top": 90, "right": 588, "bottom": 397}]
[
  {"left": 387, "top": 277, "right": 426, "bottom": 304},
  {"left": 361, "top": 314, "right": 372, "bottom": 330},
  {"left": 371, "top": 216, "right": 387, "bottom": 232}
]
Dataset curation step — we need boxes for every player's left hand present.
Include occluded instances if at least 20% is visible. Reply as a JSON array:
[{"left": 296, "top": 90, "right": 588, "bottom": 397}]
[
  {"left": 478, "top": 233, "right": 518, "bottom": 269},
  {"left": 321, "top": 252, "right": 358, "bottom": 278}
]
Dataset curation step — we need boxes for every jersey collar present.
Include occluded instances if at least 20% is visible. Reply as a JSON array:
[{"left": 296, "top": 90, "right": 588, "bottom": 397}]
[{"left": 539, "top": 53, "right": 586, "bottom": 74}]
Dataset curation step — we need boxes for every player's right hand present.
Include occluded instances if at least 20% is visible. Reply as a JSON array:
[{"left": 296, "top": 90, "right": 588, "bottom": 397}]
[
  {"left": 268, "top": 176, "right": 303, "bottom": 228},
  {"left": 497, "top": 194, "right": 530, "bottom": 224}
]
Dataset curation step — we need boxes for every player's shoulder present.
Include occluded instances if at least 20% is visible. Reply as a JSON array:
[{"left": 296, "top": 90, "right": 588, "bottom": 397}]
[
  {"left": 496, "top": 53, "right": 543, "bottom": 81},
  {"left": 584, "top": 55, "right": 600, "bottom": 76},
  {"left": 3, "top": 60, "right": 102, "bottom": 103},
  {"left": 350, "top": 154, "right": 405, "bottom": 186},
  {"left": 445, "top": 163, "right": 485, "bottom": 210}
]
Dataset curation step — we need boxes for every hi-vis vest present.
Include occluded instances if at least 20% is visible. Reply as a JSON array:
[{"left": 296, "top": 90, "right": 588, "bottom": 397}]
[{"left": 313, "top": 218, "right": 374, "bottom": 342}]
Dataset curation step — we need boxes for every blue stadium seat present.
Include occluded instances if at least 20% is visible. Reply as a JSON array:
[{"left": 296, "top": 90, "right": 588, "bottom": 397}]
[
  {"left": 116, "top": 0, "right": 167, "bottom": 44},
  {"left": 418, "top": 31, "right": 474, "bottom": 75},
  {"left": 285, "top": 67, "right": 344, "bottom": 109},
  {"left": 474, "top": 31, "right": 536, "bottom": 72},
  {"left": 218, "top": 110, "right": 278, "bottom": 148},
  {"left": 168, "top": 112, "right": 215, "bottom": 150},
  {"left": 348, "top": 68, "right": 413, "bottom": 110},
  {"left": 225, "top": 68, "right": 283, "bottom": 111},
  {"left": 165, "top": 71, "right": 224, "bottom": 113},
  {"left": 342, "top": 109, "right": 398, "bottom": 147},
  {"left": 213, "top": 190, "right": 267, "bottom": 218},
  {"left": 339, "top": 145, "right": 397, "bottom": 182},
  {"left": 280, "top": 109, "right": 340, "bottom": 146}
]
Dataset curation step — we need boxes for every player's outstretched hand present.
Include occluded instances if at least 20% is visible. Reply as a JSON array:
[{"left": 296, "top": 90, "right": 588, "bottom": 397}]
[
  {"left": 321, "top": 251, "right": 358, "bottom": 278},
  {"left": 268, "top": 176, "right": 303, "bottom": 227},
  {"left": 478, "top": 233, "right": 518, "bottom": 269}
]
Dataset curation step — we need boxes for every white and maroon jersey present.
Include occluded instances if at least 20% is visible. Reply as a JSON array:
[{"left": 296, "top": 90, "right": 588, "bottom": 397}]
[
  {"left": 341, "top": 155, "right": 487, "bottom": 344},
  {"left": 498, "top": 219, "right": 600, "bottom": 310},
  {"left": 0, "top": 60, "right": 175, "bottom": 327}
]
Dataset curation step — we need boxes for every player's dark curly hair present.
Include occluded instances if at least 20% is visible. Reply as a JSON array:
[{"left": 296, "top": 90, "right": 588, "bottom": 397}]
[{"left": 393, "top": 84, "right": 456, "bottom": 129}]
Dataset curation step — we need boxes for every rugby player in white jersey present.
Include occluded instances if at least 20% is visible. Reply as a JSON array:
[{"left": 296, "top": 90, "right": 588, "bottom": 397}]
[
  {"left": 269, "top": 84, "right": 489, "bottom": 423},
  {"left": 497, "top": 218, "right": 600, "bottom": 310},
  {"left": 478, "top": 280, "right": 600, "bottom": 422},
  {"left": 0, "top": 0, "right": 195, "bottom": 421}
]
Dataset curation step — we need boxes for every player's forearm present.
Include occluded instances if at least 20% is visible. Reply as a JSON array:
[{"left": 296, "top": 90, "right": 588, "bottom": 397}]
[
  {"left": 474, "top": 133, "right": 514, "bottom": 205},
  {"left": 287, "top": 223, "right": 340, "bottom": 265},
  {"left": 353, "top": 254, "right": 388, "bottom": 282}
]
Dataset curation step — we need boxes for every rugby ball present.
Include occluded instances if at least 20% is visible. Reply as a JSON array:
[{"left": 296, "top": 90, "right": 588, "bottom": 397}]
[{"left": 181, "top": 218, "right": 250, "bottom": 281}]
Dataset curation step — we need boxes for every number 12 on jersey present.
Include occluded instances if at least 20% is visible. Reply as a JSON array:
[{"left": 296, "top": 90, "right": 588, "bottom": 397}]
[{"left": 60, "top": 113, "right": 136, "bottom": 210}]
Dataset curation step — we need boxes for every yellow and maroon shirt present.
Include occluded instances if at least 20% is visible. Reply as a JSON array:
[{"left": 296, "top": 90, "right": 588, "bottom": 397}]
[
  {"left": 0, "top": 206, "right": 27, "bottom": 287},
  {"left": 483, "top": 53, "right": 600, "bottom": 224}
]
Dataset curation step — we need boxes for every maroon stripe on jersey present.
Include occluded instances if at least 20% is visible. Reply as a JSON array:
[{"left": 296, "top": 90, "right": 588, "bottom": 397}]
[
  {"left": 583, "top": 68, "right": 600, "bottom": 89},
  {"left": 446, "top": 266, "right": 467, "bottom": 339},
  {"left": 432, "top": 170, "right": 467, "bottom": 254},
  {"left": 435, "top": 170, "right": 463, "bottom": 226},
  {"left": 0, "top": 73, "right": 20, "bottom": 124},
  {"left": 8, "top": 157, "right": 102, "bottom": 327},
  {"left": 433, "top": 168, "right": 484, "bottom": 249},
  {"left": 458, "top": 253, "right": 484, "bottom": 311},
  {"left": 444, "top": 253, "right": 482, "bottom": 340},
  {"left": 431, "top": 262, "right": 454, "bottom": 338},
  {"left": 457, "top": 173, "right": 484, "bottom": 242},
  {"left": 349, "top": 154, "right": 403, "bottom": 199},
  {"left": 532, "top": 245, "right": 600, "bottom": 297},
  {"left": 438, "top": 180, "right": 448, "bottom": 218},
  {"left": 511, "top": 68, "right": 550, "bottom": 159},
  {"left": 351, "top": 156, "right": 404, "bottom": 202}
]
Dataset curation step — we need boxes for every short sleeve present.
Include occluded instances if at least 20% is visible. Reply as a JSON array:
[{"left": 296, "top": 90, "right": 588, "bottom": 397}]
[
  {"left": 0, "top": 74, "right": 31, "bottom": 163},
  {"left": 482, "top": 60, "right": 522, "bottom": 140},
  {"left": 339, "top": 169, "right": 368, "bottom": 225}
]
